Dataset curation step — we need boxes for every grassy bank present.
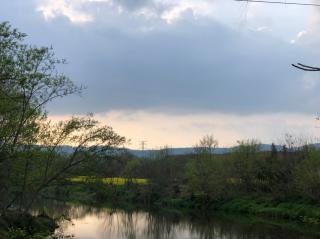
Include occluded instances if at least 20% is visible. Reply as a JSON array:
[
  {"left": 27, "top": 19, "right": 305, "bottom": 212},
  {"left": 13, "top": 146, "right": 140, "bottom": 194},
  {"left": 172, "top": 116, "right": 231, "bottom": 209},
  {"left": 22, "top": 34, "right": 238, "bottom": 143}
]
[
  {"left": 218, "top": 198, "right": 320, "bottom": 224},
  {"left": 159, "top": 196, "right": 320, "bottom": 225}
]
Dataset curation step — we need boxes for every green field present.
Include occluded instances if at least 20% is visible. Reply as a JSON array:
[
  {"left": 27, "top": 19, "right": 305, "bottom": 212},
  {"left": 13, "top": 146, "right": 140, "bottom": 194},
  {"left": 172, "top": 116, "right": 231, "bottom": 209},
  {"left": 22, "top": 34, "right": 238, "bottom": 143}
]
[{"left": 69, "top": 176, "right": 148, "bottom": 185}]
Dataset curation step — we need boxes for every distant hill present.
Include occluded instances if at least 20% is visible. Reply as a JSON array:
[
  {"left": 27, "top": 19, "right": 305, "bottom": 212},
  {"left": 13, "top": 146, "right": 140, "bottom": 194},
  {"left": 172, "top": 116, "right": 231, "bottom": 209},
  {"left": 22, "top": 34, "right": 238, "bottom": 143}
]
[
  {"left": 54, "top": 143, "right": 320, "bottom": 158},
  {"left": 127, "top": 144, "right": 284, "bottom": 157}
]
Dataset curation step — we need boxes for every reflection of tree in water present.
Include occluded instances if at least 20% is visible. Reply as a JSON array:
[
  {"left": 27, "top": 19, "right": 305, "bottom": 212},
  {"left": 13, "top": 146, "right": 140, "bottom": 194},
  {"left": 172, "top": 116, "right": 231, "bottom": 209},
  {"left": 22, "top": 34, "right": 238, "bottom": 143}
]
[
  {"left": 187, "top": 216, "right": 320, "bottom": 239},
  {"left": 32, "top": 200, "right": 94, "bottom": 219},
  {"left": 143, "top": 213, "right": 179, "bottom": 239},
  {"left": 119, "top": 212, "right": 142, "bottom": 239},
  {"left": 97, "top": 211, "right": 175, "bottom": 239},
  {"left": 117, "top": 213, "right": 320, "bottom": 239},
  {"left": 32, "top": 201, "right": 320, "bottom": 239},
  {"left": 100, "top": 211, "right": 143, "bottom": 239}
]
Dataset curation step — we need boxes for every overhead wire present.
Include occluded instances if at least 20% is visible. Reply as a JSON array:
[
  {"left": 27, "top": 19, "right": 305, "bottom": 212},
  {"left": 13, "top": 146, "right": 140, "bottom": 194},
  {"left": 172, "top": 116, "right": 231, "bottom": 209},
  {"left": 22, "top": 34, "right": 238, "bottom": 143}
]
[
  {"left": 235, "top": 0, "right": 320, "bottom": 7},
  {"left": 235, "top": 0, "right": 320, "bottom": 72}
]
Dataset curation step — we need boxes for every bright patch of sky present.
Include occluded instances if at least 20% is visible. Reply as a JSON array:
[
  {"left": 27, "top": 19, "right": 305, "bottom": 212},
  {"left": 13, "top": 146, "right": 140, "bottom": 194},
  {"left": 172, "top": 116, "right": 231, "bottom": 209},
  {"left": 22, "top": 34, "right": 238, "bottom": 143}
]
[{"left": 50, "top": 111, "right": 319, "bottom": 149}]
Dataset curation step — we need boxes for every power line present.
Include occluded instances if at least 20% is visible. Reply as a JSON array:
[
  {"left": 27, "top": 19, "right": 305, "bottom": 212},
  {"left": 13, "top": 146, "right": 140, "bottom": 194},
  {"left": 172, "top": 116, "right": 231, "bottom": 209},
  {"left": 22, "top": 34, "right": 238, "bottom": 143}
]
[
  {"left": 292, "top": 63, "right": 320, "bottom": 71},
  {"left": 235, "top": 1, "right": 320, "bottom": 70},
  {"left": 235, "top": 0, "right": 320, "bottom": 7}
]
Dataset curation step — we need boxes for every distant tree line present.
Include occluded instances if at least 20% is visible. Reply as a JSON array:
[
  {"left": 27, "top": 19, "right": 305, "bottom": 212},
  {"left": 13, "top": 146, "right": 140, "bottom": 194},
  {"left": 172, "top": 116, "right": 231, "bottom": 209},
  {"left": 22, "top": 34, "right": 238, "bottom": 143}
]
[{"left": 69, "top": 134, "right": 320, "bottom": 208}]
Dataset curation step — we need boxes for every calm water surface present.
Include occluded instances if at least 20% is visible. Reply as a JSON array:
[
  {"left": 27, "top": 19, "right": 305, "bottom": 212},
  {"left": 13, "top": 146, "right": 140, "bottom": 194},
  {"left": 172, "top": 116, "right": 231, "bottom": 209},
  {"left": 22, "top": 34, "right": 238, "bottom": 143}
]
[{"left": 34, "top": 202, "right": 320, "bottom": 239}]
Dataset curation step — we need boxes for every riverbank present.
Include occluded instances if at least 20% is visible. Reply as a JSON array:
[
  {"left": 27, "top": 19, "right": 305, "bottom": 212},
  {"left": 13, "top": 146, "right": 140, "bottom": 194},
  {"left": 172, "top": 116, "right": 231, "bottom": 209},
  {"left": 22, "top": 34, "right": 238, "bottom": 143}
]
[
  {"left": 161, "top": 197, "right": 320, "bottom": 224},
  {"left": 0, "top": 210, "right": 57, "bottom": 239},
  {"left": 46, "top": 181, "right": 320, "bottom": 226}
]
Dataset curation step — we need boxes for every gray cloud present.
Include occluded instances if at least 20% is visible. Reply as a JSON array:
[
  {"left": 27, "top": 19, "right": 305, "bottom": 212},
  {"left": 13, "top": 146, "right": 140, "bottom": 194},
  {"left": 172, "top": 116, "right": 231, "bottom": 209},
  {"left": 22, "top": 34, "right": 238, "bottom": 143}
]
[
  {"left": 115, "top": 0, "right": 151, "bottom": 10},
  {"left": 1, "top": 0, "right": 319, "bottom": 115}
]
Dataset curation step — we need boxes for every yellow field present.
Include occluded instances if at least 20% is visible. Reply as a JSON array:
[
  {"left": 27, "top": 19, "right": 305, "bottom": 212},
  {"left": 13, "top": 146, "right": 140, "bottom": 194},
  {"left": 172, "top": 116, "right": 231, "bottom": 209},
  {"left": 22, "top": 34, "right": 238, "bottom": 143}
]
[{"left": 69, "top": 176, "right": 148, "bottom": 185}]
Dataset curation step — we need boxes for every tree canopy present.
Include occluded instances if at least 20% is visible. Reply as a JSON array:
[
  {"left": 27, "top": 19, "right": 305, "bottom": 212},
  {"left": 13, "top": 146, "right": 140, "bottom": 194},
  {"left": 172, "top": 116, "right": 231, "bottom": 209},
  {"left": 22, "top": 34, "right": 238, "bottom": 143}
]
[{"left": 0, "top": 22, "right": 125, "bottom": 211}]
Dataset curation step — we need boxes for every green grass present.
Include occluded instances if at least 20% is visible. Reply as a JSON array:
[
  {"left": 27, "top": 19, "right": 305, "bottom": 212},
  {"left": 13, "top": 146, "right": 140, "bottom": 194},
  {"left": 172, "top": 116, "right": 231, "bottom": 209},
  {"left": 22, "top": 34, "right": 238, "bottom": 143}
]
[
  {"left": 219, "top": 198, "right": 320, "bottom": 224},
  {"left": 69, "top": 176, "right": 148, "bottom": 185}
]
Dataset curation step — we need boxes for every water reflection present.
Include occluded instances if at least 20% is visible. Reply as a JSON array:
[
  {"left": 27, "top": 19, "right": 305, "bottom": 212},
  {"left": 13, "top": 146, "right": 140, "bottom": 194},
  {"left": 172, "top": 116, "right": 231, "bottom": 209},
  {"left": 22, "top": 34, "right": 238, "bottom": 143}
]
[{"left": 34, "top": 201, "right": 320, "bottom": 239}]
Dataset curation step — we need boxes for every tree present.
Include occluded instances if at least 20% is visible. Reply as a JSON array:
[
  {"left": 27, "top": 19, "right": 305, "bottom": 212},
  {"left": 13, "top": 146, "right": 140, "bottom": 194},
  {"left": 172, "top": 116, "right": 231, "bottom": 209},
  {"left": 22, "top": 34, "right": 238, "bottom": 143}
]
[
  {"left": 20, "top": 115, "right": 125, "bottom": 210},
  {"left": 0, "top": 22, "right": 125, "bottom": 211},
  {"left": 271, "top": 143, "right": 278, "bottom": 159},
  {"left": 232, "top": 139, "right": 261, "bottom": 192},
  {"left": 194, "top": 135, "right": 218, "bottom": 158},
  {"left": 148, "top": 145, "right": 173, "bottom": 160},
  {"left": 188, "top": 135, "right": 227, "bottom": 202},
  {"left": 293, "top": 149, "right": 320, "bottom": 200},
  {"left": 0, "top": 22, "right": 81, "bottom": 152},
  {"left": 186, "top": 156, "right": 229, "bottom": 202},
  {"left": 0, "top": 22, "right": 82, "bottom": 209}
]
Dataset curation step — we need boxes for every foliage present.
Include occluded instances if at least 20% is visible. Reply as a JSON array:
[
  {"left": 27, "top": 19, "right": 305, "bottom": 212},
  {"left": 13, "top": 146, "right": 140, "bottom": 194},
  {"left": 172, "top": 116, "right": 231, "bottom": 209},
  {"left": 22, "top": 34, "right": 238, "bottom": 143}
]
[
  {"left": 7, "top": 228, "right": 73, "bottom": 239},
  {"left": 293, "top": 149, "right": 320, "bottom": 200},
  {"left": 186, "top": 157, "right": 230, "bottom": 200},
  {"left": 0, "top": 21, "right": 125, "bottom": 212},
  {"left": 147, "top": 145, "right": 173, "bottom": 160},
  {"left": 123, "top": 158, "right": 144, "bottom": 178},
  {"left": 193, "top": 134, "right": 218, "bottom": 156},
  {"left": 219, "top": 198, "right": 320, "bottom": 224},
  {"left": 63, "top": 135, "right": 320, "bottom": 212}
]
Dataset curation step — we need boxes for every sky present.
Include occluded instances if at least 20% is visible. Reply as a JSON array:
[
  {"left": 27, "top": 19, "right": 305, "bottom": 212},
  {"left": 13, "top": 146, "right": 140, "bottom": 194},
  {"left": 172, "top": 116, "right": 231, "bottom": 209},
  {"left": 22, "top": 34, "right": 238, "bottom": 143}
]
[{"left": 1, "top": 0, "right": 320, "bottom": 149}]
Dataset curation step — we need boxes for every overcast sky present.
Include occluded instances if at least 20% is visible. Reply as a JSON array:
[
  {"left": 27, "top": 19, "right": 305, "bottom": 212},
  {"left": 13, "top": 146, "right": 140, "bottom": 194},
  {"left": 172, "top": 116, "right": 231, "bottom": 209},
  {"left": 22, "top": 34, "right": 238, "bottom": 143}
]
[{"left": 2, "top": 0, "right": 320, "bottom": 148}]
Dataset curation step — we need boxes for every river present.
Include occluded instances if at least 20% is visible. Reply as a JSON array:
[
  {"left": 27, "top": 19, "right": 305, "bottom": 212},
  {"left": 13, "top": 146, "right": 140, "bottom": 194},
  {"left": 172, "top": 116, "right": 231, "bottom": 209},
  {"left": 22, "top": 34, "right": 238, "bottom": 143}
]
[{"left": 33, "top": 201, "right": 320, "bottom": 239}]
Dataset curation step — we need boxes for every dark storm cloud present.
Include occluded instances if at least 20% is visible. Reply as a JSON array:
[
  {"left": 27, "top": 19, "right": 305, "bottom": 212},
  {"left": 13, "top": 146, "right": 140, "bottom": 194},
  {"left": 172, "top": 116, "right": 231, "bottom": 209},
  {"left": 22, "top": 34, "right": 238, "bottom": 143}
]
[
  {"left": 0, "top": 0, "right": 319, "bottom": 115},
  {"left": 116, "top": 0, "right": 151, "bottom": 10}
]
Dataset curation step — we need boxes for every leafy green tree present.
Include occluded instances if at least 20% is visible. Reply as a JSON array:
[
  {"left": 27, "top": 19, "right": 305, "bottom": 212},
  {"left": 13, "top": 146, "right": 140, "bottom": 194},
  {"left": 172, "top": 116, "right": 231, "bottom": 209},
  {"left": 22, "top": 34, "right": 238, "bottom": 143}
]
[
  {"left": 0, "top": 22, "right": 81, "bottom": 152},
  {"left": 293, "top": 149, "right": 320, "bottom": 200},
  {"left": 232, "top": 139, "right": 261, "bottom": 192},
  {"left": 22, "top": 116, "right": 125, "bottom": 209},
  {"left": 186, "top": 157, "right": 229, "bottom": 202},
  {"left": 187, "top": 135, "right": 228, "bottom": 202},
  {"left": 123, "top": 158, "right": 144, "bottom": 179},
  {"left": 0, "top": 22, "right": 125, "bottom": 211},
  {"left": 0, "top": 22, "right": 82, "bottom": 208}
]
